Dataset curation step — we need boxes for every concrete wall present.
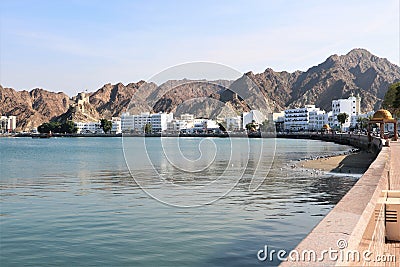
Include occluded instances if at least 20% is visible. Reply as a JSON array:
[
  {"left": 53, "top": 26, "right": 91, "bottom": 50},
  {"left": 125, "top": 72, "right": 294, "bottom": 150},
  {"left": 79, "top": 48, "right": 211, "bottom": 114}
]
[
  {"left": 277, "top": 133, "right": 383, "bottom": 155},
  {"left": 280, "top": 136, "right": 389, "bottom": 266}
]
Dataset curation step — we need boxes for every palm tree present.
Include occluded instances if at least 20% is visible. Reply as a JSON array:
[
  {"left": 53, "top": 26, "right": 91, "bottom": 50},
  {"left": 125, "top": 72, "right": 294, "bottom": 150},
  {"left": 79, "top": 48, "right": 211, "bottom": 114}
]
[
  {"left": 337, "top": 113, "right": 349, "bottom": 132},
  {"left": 144, "top": 123, "right": 152, "bottom": 134}
]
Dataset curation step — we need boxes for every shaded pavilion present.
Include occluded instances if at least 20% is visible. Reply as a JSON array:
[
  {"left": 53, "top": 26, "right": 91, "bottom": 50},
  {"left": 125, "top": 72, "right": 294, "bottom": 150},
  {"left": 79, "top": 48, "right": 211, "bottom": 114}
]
[
  {"left": 322, "top": 124, "right": 331, "bottom": 133},
  {"left": 368, "top": 109, "right": 398, "bottom": 141}
]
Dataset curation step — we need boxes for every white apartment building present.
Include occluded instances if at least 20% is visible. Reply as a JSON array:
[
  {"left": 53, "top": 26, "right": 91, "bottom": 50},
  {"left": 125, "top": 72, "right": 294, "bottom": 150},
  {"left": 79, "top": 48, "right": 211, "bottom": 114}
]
[
  {"left": 121, "top": 112, "right": 173, "bottom": 133},
  {"left": 331, "top": 94, "right": 361, "bottom": 130},
  {"left": 121, "top": 113, "right": 135, "bottom": 132},
  {"left": 225, "top": 116, "right": 242, "bottom": 131},
  {"left": 308, "top": 109, "right": 327, "bottom": 131},
  {"left": 0, "top": 115, "right": 17, "bottom": 133},
  {"left": 242, "top": 110, "right": 266, "bottom": 129},
  {"left": 167, "top": 119, "right": 188, "bottom": 132},
  {"left": 284, "top": 105, "right": 324, "bottom": 131},
  {"left": 187, "top": 119, "right": 219, "bottom": 133},
  {"left": 121, "top": 112, "right": 150, "bottom": 133},
  {"left": 111, "top": 117, "right": 121, "bottom": 134},
  {"left": 179, "top": 113, "right": 194, "bottom": 129},
  {"left": 133, "top": 112, "right": 151, "bottom": 132},
  {"left": 74, "top": 121, "right": 103, "bottom": 134},
  {"left": 74, "top": 122, "right": 86, "bottom": 133},
  {"left": 151, "top": 113, "right": 173, "bottom": 133},
  {"left": 278, "top": 94, "right": 371, "bottom": 132}
]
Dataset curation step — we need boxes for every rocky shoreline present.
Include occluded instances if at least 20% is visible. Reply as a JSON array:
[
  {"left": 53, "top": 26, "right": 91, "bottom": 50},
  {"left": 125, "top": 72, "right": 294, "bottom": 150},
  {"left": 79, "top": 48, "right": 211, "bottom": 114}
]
[{"left": 297, "top": 150, "right": 376, "bottom": 174}]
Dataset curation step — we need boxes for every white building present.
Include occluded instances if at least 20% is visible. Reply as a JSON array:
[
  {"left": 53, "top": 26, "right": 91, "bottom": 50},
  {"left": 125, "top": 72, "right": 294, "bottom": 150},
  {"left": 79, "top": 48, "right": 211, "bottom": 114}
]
[
  {"left": 121, "top": 112, "right": 173, "bottom": 133},
  {"left": 331, "top": 94, "right": 361, "bottom": 130},
  {"left": 350, "top": 111, "right": 374, "bottom": 129},
  {"left": 74, "top": 122, "right": 86, "bottom": 133},
  {"left": 133, "top": 112, "right": 151, "bottom": 132},
  {"left": 121, "top": 113, "right": 135, "bottom": 132},
  {"left": 179, "top": 113, "right": 194, "bottom": 129},
  {"left": 187, "top": 119, "right": 219, "bottom": 133},
  {"left": 272, "top": 111, "right": 285, "bottom": 122},
  {"left": 225, "top": 116, "right": 242, "bottom": 131},
  {"left": 74, "top": 121, "right": 103, "bottom": 134},
  {"left": 150, "top": 113, "right": 173, "bottom": 133},
  {"left": 167, "top": 113, "right": 197, "bottom": 133},
  {"left": 308, "top": 109, "right": 327, "bottom": 131},
  {"left": 180, "top": 113, "right": 194, "bottom": 121},
  {"left": 242, "top": 110, "right": 266, "bottom": 129},
  {"left": 0, "top": 115, "right": 17, "bottom": 133},
  {"left": 284, "top": 105, "right": 324, "bottom": 131},
  {"left": 167, "top": 119, "right": 188, "bottom": 132},
  {"left": 111, "top": 117, "right": 121, "bottom": 134}
]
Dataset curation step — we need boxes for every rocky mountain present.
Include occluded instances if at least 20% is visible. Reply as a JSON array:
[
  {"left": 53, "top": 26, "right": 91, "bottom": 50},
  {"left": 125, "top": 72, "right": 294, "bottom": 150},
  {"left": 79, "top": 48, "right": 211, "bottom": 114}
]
[
  {"left": 250, "top": 48, "right": 400, "bottom": 111},
  {"left": 89, "top": 81, "right": 147, "bottom": 118},
  {"left": 1, "top": 48, "right": 399, "bottom": 131},
  {"left": 0, "top": 85, "right": 70, "bottom": 130}
]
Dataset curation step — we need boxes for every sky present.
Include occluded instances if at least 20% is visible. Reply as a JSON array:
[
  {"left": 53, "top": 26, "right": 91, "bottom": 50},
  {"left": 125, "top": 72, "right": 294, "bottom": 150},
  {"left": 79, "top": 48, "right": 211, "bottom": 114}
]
[{"left": 0, "top": 0, "right": 399, "bottom": 96}]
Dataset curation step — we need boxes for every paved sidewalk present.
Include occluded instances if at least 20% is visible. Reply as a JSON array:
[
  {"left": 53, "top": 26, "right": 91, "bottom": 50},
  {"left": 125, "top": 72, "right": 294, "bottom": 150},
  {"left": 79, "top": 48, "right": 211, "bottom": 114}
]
[{"left": 389, "top": 141, "right": 400, "bottom": 190}]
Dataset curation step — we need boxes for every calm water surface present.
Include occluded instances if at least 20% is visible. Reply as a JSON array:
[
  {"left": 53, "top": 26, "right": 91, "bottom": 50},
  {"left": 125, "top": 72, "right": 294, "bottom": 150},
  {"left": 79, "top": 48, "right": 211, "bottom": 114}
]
[{"left": 0, "top": 137, "right": 358, "bottom": 266}]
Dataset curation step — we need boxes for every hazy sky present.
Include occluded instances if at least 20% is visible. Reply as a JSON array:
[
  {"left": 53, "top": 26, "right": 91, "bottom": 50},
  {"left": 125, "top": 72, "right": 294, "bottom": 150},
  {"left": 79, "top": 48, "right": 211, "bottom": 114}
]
[{"left": 1, "top": 0, "right": 399, "bottom": 96}]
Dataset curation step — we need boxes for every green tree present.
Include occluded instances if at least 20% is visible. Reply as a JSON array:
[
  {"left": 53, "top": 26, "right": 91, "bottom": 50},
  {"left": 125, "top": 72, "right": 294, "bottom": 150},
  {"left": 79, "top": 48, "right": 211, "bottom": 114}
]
[
  {"left": 38, "top": 122, "right": 61, "bottom": 133},
  {"left": 382, "top": 82, "right": 400, "bottom": 117},
  {"left": 100, "top": 119, "right": 112, "bottom": 133},
  {"left": 259, "top": 119, "right": 271, "bottom": 132},
  {"left": 144, "top": 123, "right": 152, "bottom": 134},
  {"left": 245, "top": 120, "right": 257, "bottom": 132},
  {"left": 61, "top": 120, "right": 77, "bottom": 133},
  {"left": 356, "top": 117, "right": 368, "bottom": 131},
  {"left": 337, "top": 113, "right": 349, "bottom": 131}
]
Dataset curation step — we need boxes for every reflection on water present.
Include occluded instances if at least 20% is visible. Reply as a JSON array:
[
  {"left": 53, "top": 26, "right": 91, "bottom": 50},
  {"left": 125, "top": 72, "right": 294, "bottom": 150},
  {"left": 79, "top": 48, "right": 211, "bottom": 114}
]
[{"left": 0, "top": 137, "right": 358, "bottom": 266}]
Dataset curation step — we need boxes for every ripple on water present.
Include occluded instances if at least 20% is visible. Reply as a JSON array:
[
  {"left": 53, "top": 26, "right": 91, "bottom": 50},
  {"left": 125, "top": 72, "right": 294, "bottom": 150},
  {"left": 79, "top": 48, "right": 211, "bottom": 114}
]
[{"left": 0, "top": 138, "right": 359, "bottom": 266}]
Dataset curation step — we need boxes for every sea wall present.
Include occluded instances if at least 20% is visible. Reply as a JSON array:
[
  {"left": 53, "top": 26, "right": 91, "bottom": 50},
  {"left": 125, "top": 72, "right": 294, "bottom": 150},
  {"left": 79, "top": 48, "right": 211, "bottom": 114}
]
[
  {"left": 280, "top": 136, "right": 390, "bottom": 266},
  {"left": 276, "top": 133, "right": 383, "bottom": 155}
]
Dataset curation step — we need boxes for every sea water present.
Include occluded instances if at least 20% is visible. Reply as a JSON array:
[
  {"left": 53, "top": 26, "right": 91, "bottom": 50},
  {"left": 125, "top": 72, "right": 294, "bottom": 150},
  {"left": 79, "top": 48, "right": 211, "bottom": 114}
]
[{"left": 0, "top": 137, "right": 358, "bottom": 266}]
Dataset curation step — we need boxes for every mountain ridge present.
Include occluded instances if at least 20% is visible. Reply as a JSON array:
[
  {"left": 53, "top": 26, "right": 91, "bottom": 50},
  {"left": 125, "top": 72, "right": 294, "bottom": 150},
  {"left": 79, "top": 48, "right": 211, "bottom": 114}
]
[{"left": 1, "top": 48, "right": 400, "bottom": 131}]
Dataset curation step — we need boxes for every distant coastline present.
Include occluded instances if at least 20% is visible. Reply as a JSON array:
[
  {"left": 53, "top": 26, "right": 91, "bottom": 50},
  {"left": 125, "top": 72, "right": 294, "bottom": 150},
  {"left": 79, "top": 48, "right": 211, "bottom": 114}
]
[{"left": 2, "top": 132, "right": 271, "bottom": 138}]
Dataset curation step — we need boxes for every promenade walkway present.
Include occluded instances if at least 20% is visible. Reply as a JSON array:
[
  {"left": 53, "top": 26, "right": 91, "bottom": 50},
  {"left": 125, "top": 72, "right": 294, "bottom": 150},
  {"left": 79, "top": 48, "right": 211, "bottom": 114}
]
[
  {"left": 389, "top": 141, "right": 400, "bottom": 190},
  {"left": 357, "top": 140, "right": 400, "bottom": 267},
  {"left": 383, "top": 141, "right": 400, "bottom": 266},
  {"left": 280, "top": 138, "right": 399, "bottom": 266}
]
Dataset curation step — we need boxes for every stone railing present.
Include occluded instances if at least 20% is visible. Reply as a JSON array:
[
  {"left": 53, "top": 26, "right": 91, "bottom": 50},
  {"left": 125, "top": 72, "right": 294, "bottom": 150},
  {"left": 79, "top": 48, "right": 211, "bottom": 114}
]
[{"left": 279, "top": 136, "right": 391, "bottom": 266}]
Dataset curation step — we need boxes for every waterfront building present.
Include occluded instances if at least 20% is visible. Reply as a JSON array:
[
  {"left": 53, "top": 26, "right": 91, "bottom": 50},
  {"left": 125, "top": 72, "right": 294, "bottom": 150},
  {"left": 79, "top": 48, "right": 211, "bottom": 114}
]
[
  {"left": 133, "top": 112, "right": 151, "bottom": 132},
  {"left": 180, "top": 113, "right": 194, "bottom": 129},
  {"left": 283, "top": 105, "right": 324, "bottom": 131},
  {"left": 331, "top": 94, "right": 361, "bottom": 130},
  {"left": 74, "top": 121, "right": 103, "bottom": 134},
  {"left": 0, "top": 115, "right": 17, "bottom": 133},
  {"left": 74, "top": 122, "right": 86, "bottom": 133},
  {"left": 180, "top": 113, "right": 194, "bottom": 121},
  {"left": 111, "top": 117, "right": 121, "bottom": 134},
  {"left": 225, "top": 116, "right": 242, "bottom": 131},
  {"left": 272, "top": 111, "right": 285, "bottom": 122},
  {"left": 309, "top": 109, "right": 327, "bottom": 131},
  {"left": 242, "top": 110, "right": 265, "bottom": 130},
  {"left": 121, "top": 112, "right": 135, "bottom": 132},
  {"left": 150, "top": 113, "right": 173, "bottom": 133},
  {"left": 187, "top": 119, "right": 219, "bottom": 133},
  {"left": 350, "top": 111, "right": 374, "bottom": 129},
  {"left": 121, "top": 112, "right": 173, "bottom": 133},
  {"left": 167, "top": 119, "right": 188, "bottom": 132}
]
